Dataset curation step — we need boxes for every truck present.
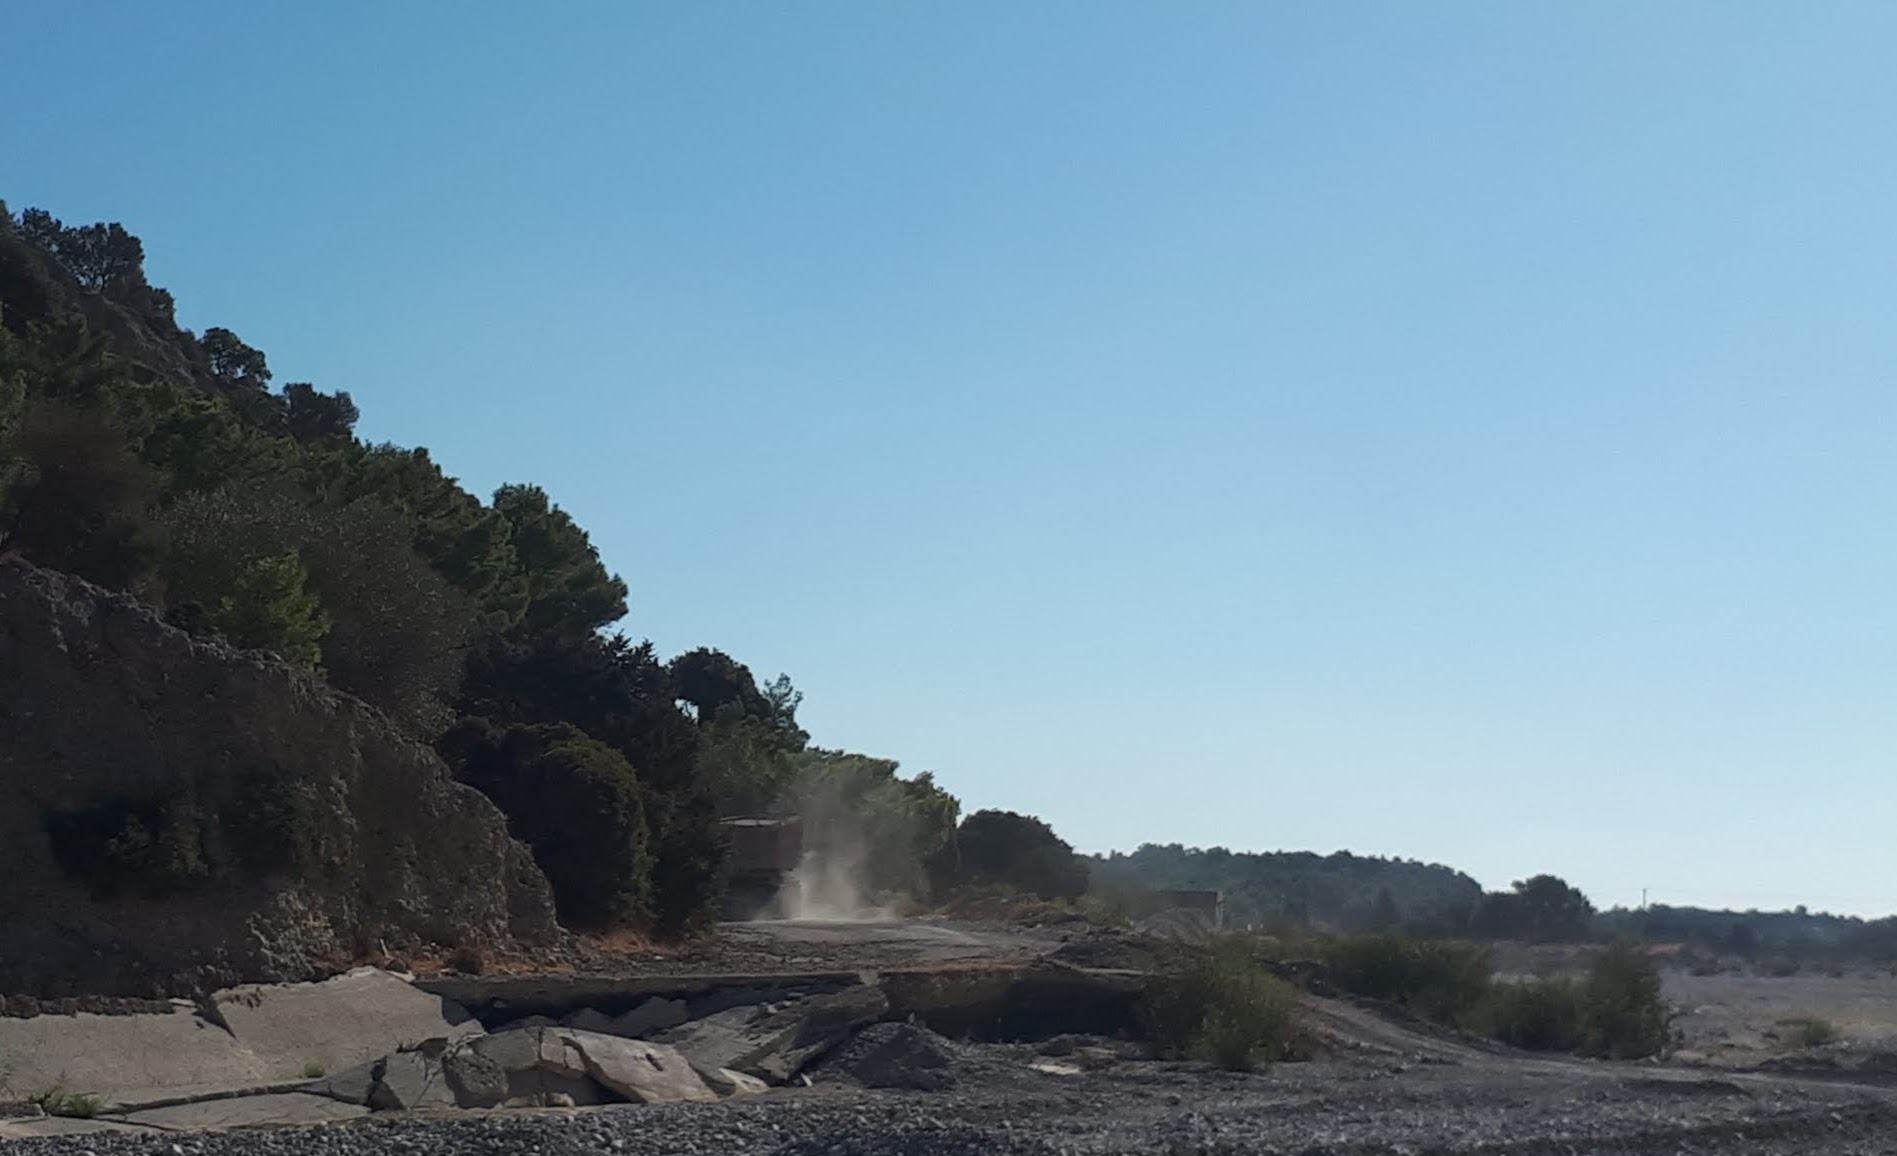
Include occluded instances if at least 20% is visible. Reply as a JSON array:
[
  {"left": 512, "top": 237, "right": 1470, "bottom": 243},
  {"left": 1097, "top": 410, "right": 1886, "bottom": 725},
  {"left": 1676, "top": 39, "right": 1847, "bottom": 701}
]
[{"left": 719, "top": 814, "right": 805, "bottom": 920}]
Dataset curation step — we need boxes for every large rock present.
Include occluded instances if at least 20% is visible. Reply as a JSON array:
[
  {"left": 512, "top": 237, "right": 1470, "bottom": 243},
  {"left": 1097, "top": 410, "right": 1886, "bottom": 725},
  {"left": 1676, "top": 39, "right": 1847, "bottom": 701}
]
[
  {"left": 568, "top": 1032, "right": 717, "bottom": 1104},
  {"left": 465, "top": 1027, "right": 711, "bottom": 1106},
  {"left": 0, "top": 560, "right": 558, "bottom": 996},
  {"left": 658, "top": 985, "right": 888, "bottom": 1083},
  {"left": 212, "top": 968, "right": 482, "bottom": 1081}
]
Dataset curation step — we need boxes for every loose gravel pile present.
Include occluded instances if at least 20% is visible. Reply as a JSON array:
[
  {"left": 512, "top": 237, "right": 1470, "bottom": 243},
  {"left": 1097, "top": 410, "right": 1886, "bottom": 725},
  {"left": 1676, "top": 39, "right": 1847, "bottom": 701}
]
[{"left": 10, "top": 1032, "right": 1897, "bottom": 1156}]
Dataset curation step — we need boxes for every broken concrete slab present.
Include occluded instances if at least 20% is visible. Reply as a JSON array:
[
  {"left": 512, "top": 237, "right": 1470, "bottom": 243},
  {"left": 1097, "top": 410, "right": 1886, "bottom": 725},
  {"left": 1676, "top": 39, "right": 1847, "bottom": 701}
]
[
  {"left": 0, "top": 1004, "right": 266, "bottom": 1102},
  {"left": 565, "top": 1032, "right": 715, "bottom": 1104},
  {"left": 306, "top": 1059, "right": 381, "bottom": 1107},
  {"left": 442, "top": 1047, "right": 508, "bottom": 1109},
  {"left": 696, "top": 1066, "right": 768, "bottom": 1097},
  {"left": 369, "top": 1051, "right": 457, "bottom": 1112},
  {"left": 415, "top": 971, "right": 863, "bottom": 1024},
  {"left": 562, "top": 1007, "right": 616, "bottom": 1034},
  {"left": 121, "top": 1092, "right": 369, "bottom": 1130},
  {"left": 658, "top": 984, "right": 888, "bottom": 1084},
  {"left": 213, "top": 968, "right": 482, "bottom": 1081},
  {"left": 0, "top": 1116, "right": 149, "bottom": 1138},
  {"left": 471, "top": 1025, "right": 588, "bottom": 1082},
  {"left": 612, "top": 996, "right": 688, "bottom": 1037}
]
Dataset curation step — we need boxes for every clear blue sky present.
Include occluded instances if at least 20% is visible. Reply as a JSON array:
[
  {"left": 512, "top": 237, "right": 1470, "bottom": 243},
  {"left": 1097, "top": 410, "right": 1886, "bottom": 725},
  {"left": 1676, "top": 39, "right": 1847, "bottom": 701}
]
[{"left": 6, "top": 2, "right": 1894, "bottom": 916}]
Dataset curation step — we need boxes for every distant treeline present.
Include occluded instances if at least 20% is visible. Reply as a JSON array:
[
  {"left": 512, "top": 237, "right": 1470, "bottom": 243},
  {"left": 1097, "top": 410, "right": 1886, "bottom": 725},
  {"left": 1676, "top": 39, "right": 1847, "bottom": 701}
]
[
  {"left": 1094, "top": 844, "right": 1897, "bottom": 958},
  {"left": 1596, "top": 904, "right": 1897, "bottom": 959}
]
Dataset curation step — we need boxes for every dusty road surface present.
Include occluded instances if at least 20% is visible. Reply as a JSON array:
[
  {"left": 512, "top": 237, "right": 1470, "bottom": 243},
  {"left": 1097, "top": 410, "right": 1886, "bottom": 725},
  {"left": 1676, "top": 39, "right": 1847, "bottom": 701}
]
[
  {"left": 10, "top": 990, "right": 1897, "bottom": 1155},
  {"left": 551, "top": 916, "right": 1077, "bottom": 979}
]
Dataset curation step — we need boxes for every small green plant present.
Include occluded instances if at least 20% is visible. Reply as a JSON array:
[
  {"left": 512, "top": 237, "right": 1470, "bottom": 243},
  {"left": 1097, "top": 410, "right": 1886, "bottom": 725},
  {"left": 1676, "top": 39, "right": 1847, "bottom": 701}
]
[
  {"left": 301, "top": 1062, "right": 327, "bottom": 1079},
  {"left": 1141, "top": 937, "right": 1306, "bottom": 1071},
  {"left": 29, "top": 1087, "right": 102, "bottom": 1118},
  {"left": 1778, "top": 1016, "right": 1839, "bottom": 1049}
]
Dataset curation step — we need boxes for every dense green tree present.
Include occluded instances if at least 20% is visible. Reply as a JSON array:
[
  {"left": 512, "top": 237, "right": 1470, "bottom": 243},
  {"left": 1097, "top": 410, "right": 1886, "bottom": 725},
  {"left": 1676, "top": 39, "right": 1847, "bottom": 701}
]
[
  {"left": 671, "top": 647, "right": 768, "bottom": 727},
  {"left": 1476, "top": 875, "right": 1595, "bottom": 943},
  {"left": 440, "top": 720, "right": 654, "bottom": 930},
  {"left": 492, "top": 483, "right": 627, "bottom": 637},
  {"left": 319, "top": 445, "right": 528, "bottom": 628},
  {"left": 161, "top": 488, "right": 480, "bottom": 734},
  {"left": 936, "top": 809, "right": 1088, "bottom": 901},
  {"left": 199, "top": 327, "right": 270, "bottom": 385},
  {"left": 281, "top": 382, "right": 359, "bottom": 444},
  {"left": 1, "top": 400, "right": 163, "bottom": 590},
  {"left": 788, "top": 750, "right": 960, "bottom": 901},
  {"left": 55, "top": 221, "right": 146, "bottom": 292},
  {"left": 203, "top": 551, "right": 329, "bottom": 668}
]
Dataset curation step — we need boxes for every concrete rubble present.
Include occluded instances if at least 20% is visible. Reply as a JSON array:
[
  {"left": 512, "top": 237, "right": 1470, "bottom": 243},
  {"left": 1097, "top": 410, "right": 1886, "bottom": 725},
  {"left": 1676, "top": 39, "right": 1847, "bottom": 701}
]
[{"left": 0, "top": 965, "right": 952, "bottom": 1137}]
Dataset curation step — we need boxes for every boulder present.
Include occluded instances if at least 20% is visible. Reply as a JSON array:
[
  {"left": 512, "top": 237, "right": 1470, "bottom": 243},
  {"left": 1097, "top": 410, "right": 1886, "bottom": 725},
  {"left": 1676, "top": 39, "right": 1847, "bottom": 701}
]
[
  {"left": 566, "top": 1031, "right": 716, "bottom": 1104},
  {"left": 468, "top": 1027, "right": 711, "bottom": 1106},
  {"left": 0, "top": 561, "right": 559, "bottom": 997}
]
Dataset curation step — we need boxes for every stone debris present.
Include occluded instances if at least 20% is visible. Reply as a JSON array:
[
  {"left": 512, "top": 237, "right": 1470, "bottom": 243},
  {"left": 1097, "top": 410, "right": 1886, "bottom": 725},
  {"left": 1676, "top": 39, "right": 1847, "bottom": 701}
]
[
  {"left": 831, "top": 1023, "right": 961, "bottom": 1091},
  {"left": 658, "top": 985, "right": 888, "bottom": 1084}
]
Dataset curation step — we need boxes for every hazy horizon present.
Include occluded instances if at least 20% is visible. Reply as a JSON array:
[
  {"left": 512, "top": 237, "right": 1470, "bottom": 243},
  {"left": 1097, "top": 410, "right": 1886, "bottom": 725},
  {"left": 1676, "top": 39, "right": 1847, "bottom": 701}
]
[{"left": 6, "top": 3, "right": 1893, "bottom": 917}]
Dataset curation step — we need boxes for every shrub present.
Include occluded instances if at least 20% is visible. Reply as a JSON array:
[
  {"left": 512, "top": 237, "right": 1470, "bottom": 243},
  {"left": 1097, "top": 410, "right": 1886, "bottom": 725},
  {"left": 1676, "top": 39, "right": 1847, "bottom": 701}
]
[
  {"left": 1476, "top": 977, "right": 1582, "bottom": 1051},
  {"left": 42, "top": 770, "right": 320, "bottom": 899},
  {"left": 1779, "top": 1016, "right": 1839, "bottom": 1049},
  {"left": 440, "top": 720, "right": 654, "bottom": 931},
  {"left": 29, "top": 1088, "right": 101, "bottom": 1119},
  {"left": 1576, "top": 942, "right": 1671, "bottom": 1059},
  {"left": 1317, "top": 935, "right": 1493, "bottom": 1025},
  {"left": 1141, "top": 937, "right": 1306, "bottom": 1071}
]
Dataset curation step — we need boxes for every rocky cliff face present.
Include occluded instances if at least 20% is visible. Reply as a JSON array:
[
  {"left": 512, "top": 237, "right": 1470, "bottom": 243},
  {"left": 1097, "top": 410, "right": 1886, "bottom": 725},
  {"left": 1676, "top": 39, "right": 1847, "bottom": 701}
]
[{"left": 0, "top": 560, "right": 559, "bottom": 996}]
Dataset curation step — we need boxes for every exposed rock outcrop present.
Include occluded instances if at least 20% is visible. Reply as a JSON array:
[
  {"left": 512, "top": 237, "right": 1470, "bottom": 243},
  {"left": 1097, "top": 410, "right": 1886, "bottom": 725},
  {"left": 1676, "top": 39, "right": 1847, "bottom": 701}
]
[{"left": 0, "top": 560, "right": 559, "bottom": 996}]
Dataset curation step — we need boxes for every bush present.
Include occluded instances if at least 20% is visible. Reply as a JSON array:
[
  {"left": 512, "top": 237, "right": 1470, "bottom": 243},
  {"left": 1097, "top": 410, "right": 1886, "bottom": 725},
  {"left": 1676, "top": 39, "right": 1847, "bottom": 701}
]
[
  {"left": 42, "top": 771, "right": 318, "bottom": 899},
  {"left": 440, "top": 720, "right": 654, "bottom": 931},
  {"left": 1141, "top": 938, "right": 1306, "bottom": 1071},
  {"left": 1576, "top": 942, "right": 1671, "bottom": 1059},
  {"left": 1476, "top": 977, "right": 1582, "bottom": 1051},
  {"left": 1779, "top": 1016, "right": 1839, "bottom": 1049},
  {"left": 1318, "top": 935, "right": 1493, "bottom": 1025},
  {"left": 29, "top": 1088, "right": 101, "bottom": 1119}
]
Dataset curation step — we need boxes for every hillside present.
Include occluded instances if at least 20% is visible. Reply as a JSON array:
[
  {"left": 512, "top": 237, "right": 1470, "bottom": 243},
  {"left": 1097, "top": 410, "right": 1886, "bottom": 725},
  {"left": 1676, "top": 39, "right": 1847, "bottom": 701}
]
[{"left": 0, "top": 202, "right": 971, "bottom": 945}]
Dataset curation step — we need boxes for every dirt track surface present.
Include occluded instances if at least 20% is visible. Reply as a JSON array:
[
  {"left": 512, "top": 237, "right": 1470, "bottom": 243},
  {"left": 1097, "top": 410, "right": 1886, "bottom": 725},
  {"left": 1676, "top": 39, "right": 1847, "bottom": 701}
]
[
  {"left": 562, "top": 918, "right": 1074, "bottom": 976},
  {"left": 11, "top": 994, "right": 1897, "bottom": 1154}
]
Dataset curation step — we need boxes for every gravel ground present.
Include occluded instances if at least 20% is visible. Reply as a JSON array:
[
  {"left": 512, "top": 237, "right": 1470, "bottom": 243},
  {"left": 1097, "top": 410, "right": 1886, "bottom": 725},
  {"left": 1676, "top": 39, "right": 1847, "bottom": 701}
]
[{"left": 10, "top": 1026, "right": 1897, "bottom": 1156}]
